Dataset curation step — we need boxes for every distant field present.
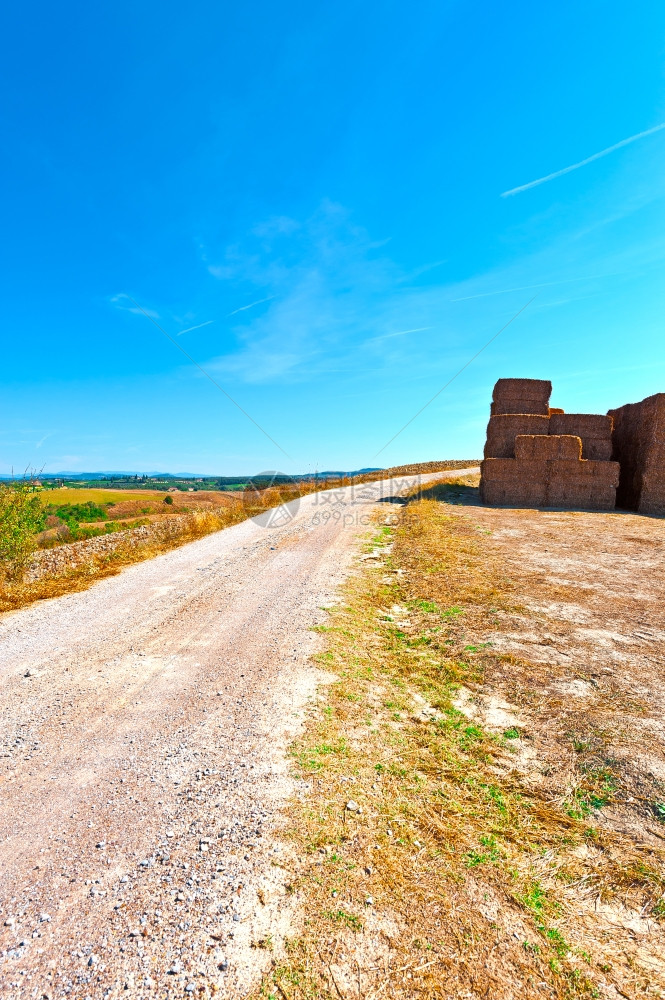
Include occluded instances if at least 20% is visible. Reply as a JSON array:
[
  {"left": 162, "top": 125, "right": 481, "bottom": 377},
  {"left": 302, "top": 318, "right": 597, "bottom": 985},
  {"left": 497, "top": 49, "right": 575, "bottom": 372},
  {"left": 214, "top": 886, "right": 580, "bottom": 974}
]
[{"left": 36, "top": 488, "right": 164, "bottom": 505}]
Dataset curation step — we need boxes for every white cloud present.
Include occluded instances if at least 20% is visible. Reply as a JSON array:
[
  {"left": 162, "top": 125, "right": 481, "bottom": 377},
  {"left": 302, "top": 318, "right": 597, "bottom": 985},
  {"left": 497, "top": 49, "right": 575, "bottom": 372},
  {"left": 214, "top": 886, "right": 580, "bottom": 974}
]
[
  {"left": 35, "top": 431, "right": 55, "bottom": 449},
  {"left": 252, "top": 215, "right": 300, "bottom": 238}
]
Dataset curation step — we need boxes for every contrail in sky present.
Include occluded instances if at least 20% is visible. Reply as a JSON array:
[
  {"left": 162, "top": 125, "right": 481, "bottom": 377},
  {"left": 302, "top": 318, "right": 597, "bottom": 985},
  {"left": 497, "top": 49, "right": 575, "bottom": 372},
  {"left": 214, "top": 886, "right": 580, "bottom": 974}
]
[
  {"left": 501, "top": 121, "right": 665, "bottom": 197},
  {"left": 177, "top": 320, "right": 214, "bottom": 336},
  {"left": 228, "top": 296, "right": 274, "bottom": 316}
]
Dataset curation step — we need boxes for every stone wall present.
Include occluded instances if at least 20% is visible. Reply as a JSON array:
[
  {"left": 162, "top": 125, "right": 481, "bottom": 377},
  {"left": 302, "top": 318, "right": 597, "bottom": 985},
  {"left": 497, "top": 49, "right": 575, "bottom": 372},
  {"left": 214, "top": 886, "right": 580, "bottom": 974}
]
[{"left": 25, "top": 517, "right": 193, "bottom": 582}]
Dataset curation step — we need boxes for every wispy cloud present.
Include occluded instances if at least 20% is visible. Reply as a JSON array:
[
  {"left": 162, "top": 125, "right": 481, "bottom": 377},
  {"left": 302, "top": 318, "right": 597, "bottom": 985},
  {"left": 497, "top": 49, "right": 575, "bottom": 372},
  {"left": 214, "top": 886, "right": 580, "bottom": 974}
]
[
  {"left": 402, "top": 260, "right": 447, "bottom": 281},
  {"left": 177, "top": 320, "right": 214, "bottom": 336},
  {"left": 501, "top": 121, "right": 665, "bottom": 197},
  {"left": 369, "top": 326, "right": 432, "bottom": 344},
  {"left": 227, "top": 296, "right": 274, "bottom": 317},
  {"left": 252, "top": 216, "right": 299, "bottom": 238},
  {"left": 195, "top": 189, "right": 665, "bottom": 397}
]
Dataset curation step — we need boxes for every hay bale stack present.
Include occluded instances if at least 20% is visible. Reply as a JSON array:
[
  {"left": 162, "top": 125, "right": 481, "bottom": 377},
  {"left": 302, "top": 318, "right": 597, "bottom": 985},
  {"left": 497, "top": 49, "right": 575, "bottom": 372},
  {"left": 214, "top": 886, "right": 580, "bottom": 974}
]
[
  {"left": 491, "top": 378, "right": 552, "bottom": 415},
  {"left": 515, "top": 434, "right": 581, "bottom": 461},
  {"left": 549, "top": 413, "right": 613, "bottom": 461},
  {"left": 608, "top": 393, "right": 665, "bottom": 514},
  {"left": 480, "top": 378, "right": 619, "bottom": 510},
  {"left": 639, "top": 473, "right": 665, "bottom": 515},
  {"left": 483, "top": 413, "right": 550, "bottom": 458}
]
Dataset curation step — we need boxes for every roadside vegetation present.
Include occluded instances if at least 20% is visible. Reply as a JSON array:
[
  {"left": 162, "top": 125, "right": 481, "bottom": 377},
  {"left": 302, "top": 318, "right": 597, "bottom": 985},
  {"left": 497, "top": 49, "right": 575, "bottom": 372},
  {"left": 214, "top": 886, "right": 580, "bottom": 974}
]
[
  {"left": 254, "top": 477, "right": 664, "bottom": 999},
  {"left": 0, "top": 480, "right": 45, "bottom": 579}
]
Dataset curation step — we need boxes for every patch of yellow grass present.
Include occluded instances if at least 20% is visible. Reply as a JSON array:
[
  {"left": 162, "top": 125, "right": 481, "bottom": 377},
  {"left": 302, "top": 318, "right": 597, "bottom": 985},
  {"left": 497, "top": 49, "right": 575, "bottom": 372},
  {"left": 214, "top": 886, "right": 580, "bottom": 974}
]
[
  {"left": 35, "top": 487, "right": 163, "bottom": 505},
  {"left": 0, "top": 509, "right": 241, "bottom": 613}
]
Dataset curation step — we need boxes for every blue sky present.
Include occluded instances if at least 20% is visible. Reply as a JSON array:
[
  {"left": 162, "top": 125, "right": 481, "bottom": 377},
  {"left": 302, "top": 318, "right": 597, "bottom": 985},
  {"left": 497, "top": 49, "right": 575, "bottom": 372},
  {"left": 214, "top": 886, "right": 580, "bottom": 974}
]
[{"left": 2, "top": 1, "right": 665, "bottom": 475}]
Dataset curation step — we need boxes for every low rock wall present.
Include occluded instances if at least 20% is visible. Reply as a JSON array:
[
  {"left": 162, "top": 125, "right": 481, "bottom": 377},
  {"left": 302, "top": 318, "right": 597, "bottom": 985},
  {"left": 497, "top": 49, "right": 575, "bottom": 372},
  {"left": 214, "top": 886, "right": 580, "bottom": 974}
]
[{"left": 25, "top": 518, "right": 191, "bottom": 582}]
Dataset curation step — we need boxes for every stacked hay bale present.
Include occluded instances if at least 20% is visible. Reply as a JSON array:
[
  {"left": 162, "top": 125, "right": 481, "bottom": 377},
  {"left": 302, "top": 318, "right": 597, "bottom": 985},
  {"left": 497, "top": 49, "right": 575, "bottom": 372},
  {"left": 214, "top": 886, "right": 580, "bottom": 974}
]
[
  {"left": 549, "top": 413, "right": 613, "bottom": 460},
  {"left": 480, "top": 378, "right": 619, "bottom": 509},
  {"left": 608, "top": 393, "right": 665, "bottom": 515},
  {"left": 490, "top": 377, "right": 551, "bottom": 416}
]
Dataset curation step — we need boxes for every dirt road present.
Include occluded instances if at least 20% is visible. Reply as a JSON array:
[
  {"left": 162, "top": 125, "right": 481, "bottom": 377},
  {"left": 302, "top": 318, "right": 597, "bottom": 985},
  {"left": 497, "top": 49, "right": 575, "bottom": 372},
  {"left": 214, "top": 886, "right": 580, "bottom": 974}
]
[{"left": 0, "top": 471, "right": 473, "bottom": 999}]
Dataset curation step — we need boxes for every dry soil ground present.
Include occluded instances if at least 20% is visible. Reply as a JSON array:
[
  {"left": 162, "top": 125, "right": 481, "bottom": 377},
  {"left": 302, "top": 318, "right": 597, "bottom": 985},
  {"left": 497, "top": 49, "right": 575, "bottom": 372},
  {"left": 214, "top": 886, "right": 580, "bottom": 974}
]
[
  {"left": 0, "top": 471, "right": 458, "bottom": 1000},
  {"left": 432, "top": 484, "right": 665, "bottom": 994}
]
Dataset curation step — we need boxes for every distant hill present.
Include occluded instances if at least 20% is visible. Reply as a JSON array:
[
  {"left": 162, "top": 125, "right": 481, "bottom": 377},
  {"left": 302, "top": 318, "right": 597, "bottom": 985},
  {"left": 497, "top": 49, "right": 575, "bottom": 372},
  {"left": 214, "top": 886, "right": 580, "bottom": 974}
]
[
  {"left": 0, "top": 468, "right": 384, "bottom": 481},
  {"left": 0, "top": 468, "right": 381, "bottom": 488}
]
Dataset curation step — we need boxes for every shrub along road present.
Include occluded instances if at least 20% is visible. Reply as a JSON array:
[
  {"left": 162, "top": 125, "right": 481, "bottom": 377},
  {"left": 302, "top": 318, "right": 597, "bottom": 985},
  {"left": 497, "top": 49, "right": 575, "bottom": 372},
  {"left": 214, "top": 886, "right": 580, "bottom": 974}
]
[{"left": 0, "top": 470, "right": 472, "bottom": 999}]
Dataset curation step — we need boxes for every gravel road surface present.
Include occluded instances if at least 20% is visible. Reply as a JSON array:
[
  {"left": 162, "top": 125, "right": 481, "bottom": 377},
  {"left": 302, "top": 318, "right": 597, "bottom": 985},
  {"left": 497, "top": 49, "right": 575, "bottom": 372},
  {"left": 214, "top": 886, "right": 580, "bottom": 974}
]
[{"left": 0, "top": 471, "right": 473, "bottom": 999}]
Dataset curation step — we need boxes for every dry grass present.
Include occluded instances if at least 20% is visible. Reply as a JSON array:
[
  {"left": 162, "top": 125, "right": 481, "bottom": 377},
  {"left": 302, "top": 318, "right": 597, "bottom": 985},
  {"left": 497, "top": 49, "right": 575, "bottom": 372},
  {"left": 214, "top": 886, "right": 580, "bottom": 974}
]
[{"left": 252, "top": 480, "right": 665, "bottom": 1000}]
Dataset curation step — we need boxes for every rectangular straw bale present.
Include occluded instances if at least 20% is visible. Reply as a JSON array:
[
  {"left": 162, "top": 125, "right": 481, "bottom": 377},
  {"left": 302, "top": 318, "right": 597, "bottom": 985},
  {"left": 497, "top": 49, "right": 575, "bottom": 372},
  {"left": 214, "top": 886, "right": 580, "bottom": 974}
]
[
  {"left": 549, "top": 413, "right": 612, "bottom": 460},
  {"left": 492, "top": 378, "right": 551, "bottom": 416},
  {"left": 609, "top": 393, "right": 665, "bottom": 511},
  {"left": 549, "top": 407, "right": 565, "bottom": 415},
  {"left": 492, "top": 378, "right": 552, "bottom": 403},
  {"left": 584, "top": 487, "right": 618, "bottom": 510},
  {"left": 550, "top": 460, "right": 620, "bottom": 484},
  {"left": 480, "top": 458, "right": 549, "bottom": 481},
  {"left": 515, "top": 434, "right": 581, "bottom": 461},
  {"left": 492, "top": 398, "right": 550, "bottom": 416},
  {"left": 481, "top": 479, "right": 547, "bottom": 507},
  {"left": 545, "top": 481, "right": 616, "bottom": 510},
  {"left": 637, "top": 471, "right": 665, "bottom": 515},
  {"left": 549, "top": 413, "right": 612, "bottom": 438},
  {"left": 582, "top": 438, "right": 613, "bottom": 461},
  {"left": 641, "top": 470, "right": 665, "bottom": 493},
  {"left": 483, "top": 413, "right": 550, "bottom": 458}
]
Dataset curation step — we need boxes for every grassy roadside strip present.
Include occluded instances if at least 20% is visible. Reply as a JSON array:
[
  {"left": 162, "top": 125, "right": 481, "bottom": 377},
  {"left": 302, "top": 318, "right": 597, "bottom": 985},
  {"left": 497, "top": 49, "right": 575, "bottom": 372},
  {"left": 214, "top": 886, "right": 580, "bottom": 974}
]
[{"left": 253, "top": 483, "right": 664, "bottom": 999}]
